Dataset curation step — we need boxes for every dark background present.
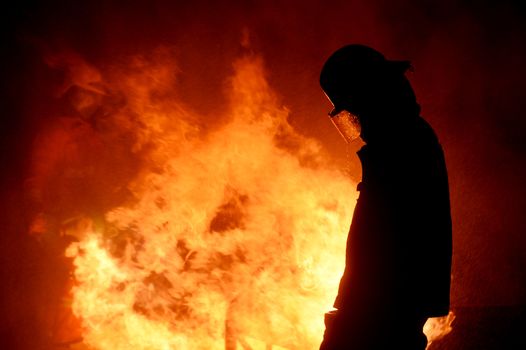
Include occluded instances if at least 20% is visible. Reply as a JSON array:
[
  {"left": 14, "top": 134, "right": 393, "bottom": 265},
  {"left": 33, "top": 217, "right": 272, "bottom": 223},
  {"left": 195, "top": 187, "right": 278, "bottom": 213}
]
[{"left": 1, "top": 0, "right": 525, "bottom": 348}]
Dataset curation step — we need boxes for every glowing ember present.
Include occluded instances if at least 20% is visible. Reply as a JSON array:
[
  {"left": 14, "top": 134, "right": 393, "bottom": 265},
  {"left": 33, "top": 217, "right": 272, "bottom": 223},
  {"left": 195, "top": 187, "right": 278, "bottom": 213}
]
[{"left": 33, "top": 48, "right": 453, "bottom": 349}]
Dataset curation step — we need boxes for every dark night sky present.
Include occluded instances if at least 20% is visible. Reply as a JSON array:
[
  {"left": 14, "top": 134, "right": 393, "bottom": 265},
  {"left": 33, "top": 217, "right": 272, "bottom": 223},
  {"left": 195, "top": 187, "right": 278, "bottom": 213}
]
[{"left": 1, "top": 0, "right": 525, "bottom": 347}]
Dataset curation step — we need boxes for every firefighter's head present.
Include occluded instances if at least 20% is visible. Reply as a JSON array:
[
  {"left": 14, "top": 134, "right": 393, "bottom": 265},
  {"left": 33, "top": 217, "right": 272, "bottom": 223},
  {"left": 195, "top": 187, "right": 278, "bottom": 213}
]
[{"left": 320, "top": 44, "right": 418, "bottom": 143}]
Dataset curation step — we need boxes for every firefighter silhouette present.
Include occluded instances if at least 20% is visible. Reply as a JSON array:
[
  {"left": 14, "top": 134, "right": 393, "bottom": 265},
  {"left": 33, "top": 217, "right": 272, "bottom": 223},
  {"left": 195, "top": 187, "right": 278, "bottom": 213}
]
[{"left": 319, "top": 45, "right": 452, "bottom": 350}]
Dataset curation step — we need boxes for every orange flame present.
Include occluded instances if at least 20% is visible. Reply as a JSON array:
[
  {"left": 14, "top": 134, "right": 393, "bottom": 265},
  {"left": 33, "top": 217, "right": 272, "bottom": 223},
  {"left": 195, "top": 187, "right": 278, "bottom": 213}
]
[{"left": 57, "top": 51, "right": 353, "bottom": 349}]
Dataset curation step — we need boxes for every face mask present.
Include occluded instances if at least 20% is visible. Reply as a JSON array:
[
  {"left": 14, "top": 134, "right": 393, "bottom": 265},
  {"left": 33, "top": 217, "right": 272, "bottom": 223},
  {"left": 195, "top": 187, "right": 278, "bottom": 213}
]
[{"left": 329, "top": 109, "right": 361, "bottom": 143}]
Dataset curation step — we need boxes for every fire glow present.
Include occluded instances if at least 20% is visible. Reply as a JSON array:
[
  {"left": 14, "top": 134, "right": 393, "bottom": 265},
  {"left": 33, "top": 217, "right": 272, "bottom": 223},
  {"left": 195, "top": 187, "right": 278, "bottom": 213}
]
[{"left": 31, "top": 48, "right": 452, "bottom": 349}]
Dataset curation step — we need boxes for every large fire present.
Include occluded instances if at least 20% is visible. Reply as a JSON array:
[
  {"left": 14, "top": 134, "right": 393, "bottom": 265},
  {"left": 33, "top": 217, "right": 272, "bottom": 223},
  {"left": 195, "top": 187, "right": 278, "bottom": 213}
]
[{"left": 29, "top": 48, "right": 452, "bottom": 349}]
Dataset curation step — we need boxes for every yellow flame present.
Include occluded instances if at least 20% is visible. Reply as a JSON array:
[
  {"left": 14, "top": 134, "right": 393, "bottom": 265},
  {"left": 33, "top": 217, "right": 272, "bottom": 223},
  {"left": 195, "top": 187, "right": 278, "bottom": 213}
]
[{"left": 61, "top": 52, "right": 354, "bottom": 349}]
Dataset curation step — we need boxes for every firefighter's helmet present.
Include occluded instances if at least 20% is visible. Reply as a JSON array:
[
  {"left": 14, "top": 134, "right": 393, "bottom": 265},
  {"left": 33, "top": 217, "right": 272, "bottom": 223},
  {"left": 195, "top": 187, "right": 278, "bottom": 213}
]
[{"left": 320, "top": 44, "right": 411, "bottom": 116}]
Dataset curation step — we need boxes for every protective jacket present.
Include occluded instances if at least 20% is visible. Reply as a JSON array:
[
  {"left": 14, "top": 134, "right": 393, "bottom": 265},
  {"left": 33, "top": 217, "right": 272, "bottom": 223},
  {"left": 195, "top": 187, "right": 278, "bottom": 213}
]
[{"left": 334, "top": 116, "right": 452, "bottom": 318}]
